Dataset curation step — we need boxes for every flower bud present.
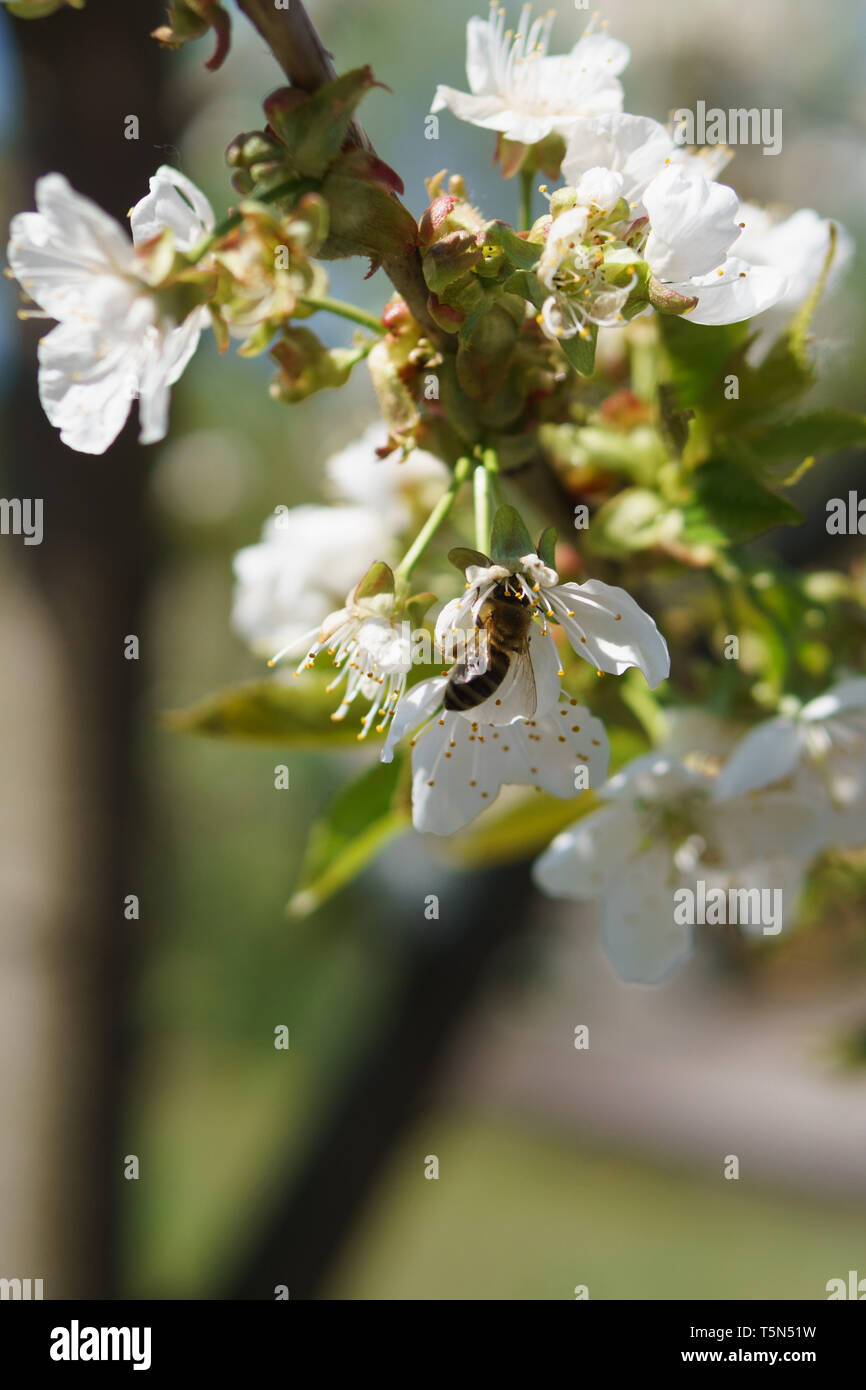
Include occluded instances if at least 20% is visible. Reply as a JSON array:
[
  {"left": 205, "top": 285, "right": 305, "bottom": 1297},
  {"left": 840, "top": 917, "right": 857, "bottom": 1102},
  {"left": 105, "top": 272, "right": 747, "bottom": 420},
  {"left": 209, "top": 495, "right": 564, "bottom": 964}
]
[
  {"left": 152, "top": 0, "right": 231, "bottom": 71},
  {"left": 648, "top": 275, "right": 699, "bottom": 316},
  {"left": 4, "top": 0, "right": 84, "bottom": 15},
  {"left": 270, "top": 326, "right": 363, "bottom": 403}
]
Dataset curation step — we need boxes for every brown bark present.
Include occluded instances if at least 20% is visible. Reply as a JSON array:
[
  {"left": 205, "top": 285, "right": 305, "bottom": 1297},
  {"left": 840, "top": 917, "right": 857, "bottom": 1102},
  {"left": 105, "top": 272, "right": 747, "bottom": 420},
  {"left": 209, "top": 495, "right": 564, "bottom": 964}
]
[{"left": 0, "top": 0, "right": 169, "bottom": 1298}]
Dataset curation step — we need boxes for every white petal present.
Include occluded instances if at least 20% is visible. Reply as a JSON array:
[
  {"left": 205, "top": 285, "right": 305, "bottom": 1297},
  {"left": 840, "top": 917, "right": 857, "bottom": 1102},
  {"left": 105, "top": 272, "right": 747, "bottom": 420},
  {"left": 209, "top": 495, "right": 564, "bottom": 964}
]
[
  {"left": 507, "top": 700, "right": 609, "bottom": 798},
  {"left": 465, "top": 13, "right": 495, "bottom": 94},
  {"left": 410, "top": 699, "right": 607, "bottom": 835},
  {"left": 561, "top": 113, "right": 674, "bottom": 204},
  {"left": 136, "top": 309, "right": 205, "bottom": 445},
  {"left": 36, "top": 320, "right": 137, "bottom": 454},
  {"left": 381, "top": 676, "right": 447, "bottom": 765},
  {"left": 550, "top": 578, "right": 670, "bottom": 687},
  {"left": 678, "top": 258, "right": 789, "bottom": 326},
  {"left": 324, "top": 421, "right": 448, "bottom": 528},
  {"left": 130, "top": 166, "right": 214, "bottom": 252},
  {"left": 802, "top": 677, "right": 866, "bottom": 723},
  {"left": 644, "top": 167, "right": 740, "bottom": 282},
  {"left": 428, "top": 87, "right": 512, "bottom": 131},
  {"left": 575, "top": 166, "right": 624, "bottom": 212},
  {"left": 434, "top": 595, "right": 471, "bottom": 658},
  {"left": 702, "top": 856, "right": 808, "bottom": 940},
  {"left": 702, "top": 789, "right": 820, "bottom": 865},
  {"left": 713, "top": 717, "right": 803, "bottom": 800},
  {"left": 231, "top": 504, "right": 396, "bottom": 656},
  {"left": 598, "top": 844, "right": 693, "bottom": 984},
  {"left": 604, "top": 752, "right": 707, "bottom": 802},
  {"left": 8, "top": 173, "right": 135, "bottom": 322},
  {"left": 569, "top": 31, "right": 630, "bottom": 78},
  {"left": 802, "top": 754, "right": 866, "bottom": 850},
  {"left": 533, "top": 801, "right": 643, "bottom": 900}
]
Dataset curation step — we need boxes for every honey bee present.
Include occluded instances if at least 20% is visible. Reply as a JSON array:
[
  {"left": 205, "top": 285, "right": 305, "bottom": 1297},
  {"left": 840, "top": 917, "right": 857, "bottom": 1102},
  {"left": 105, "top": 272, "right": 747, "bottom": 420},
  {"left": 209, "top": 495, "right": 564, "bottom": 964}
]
[{"left": 443, "top": 581, "right": 537, "bottom": 715}]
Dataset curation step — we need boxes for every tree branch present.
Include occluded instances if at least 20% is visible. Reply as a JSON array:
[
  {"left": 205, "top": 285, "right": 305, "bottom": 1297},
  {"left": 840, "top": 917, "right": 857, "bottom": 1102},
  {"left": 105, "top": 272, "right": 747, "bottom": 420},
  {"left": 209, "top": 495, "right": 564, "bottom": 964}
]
[{"left": 234, "top": 0, "right": 449, "bottom": 349}]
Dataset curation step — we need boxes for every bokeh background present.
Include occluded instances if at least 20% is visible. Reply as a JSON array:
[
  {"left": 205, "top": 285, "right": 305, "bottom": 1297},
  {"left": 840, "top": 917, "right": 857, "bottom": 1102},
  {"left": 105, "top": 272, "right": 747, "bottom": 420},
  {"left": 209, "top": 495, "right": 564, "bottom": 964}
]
[{"left": 0, "top": 0, "right": 865, "bottom": 1300}]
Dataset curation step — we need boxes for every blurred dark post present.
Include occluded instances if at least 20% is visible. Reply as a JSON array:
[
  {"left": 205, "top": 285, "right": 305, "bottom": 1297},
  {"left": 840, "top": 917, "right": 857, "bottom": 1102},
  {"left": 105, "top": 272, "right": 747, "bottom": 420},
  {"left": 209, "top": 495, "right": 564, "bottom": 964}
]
[
  {"left": 228, "top": 867, "right": 534, "bottom": 1300},
  {"left": 0, "top": 0, "right": 168, "bottom": 1297}
]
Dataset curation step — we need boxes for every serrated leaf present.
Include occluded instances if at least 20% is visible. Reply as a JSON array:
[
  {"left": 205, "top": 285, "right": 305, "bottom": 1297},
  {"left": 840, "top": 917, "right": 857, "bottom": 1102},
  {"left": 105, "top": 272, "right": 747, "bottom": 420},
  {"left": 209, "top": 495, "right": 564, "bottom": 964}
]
[
  {"left": 288, "top": 753, "right": 409, "bottom": 917},
  {"left": 683, "top": 458, "right": 804, "bottom": 546},
  {"left": 163, "top": 675, "right": 372, "bottom": 747},
  {"left": 739, "top": 409, "right": 866, "bottom": 466},
  {"left": 489, "top": 504, "right": 534, "bottom": 569},
  {"left": 265, "top": 68, "right": 378, "bottom": 179}
]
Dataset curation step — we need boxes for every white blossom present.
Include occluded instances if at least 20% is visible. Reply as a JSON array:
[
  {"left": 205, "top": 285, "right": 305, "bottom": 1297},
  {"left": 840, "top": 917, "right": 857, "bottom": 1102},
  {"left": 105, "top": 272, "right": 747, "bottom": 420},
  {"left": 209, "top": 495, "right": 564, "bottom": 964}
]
[
  {"left": 382, "top": 668, "right": 609, "bottom": 836},
  {"left": 641, "top": 165, "right": 789, "bottom": 325},
  {"left": 536, "top": 169, "right": 640, "bottom": 340},
  {"left": 714, "top": 679, "right": 866, "bottom": 850},
  {"left": 324, "top": 422, "right": 449, "bottom": 530},
  {"left": 231, "top": 504, "right": 395, "bottom": 660},
  {"left": 732, "top": 203, "right": 853, "bottom": 361},
  {"left": 380, "top": 551, "right": 667, "bottom": 834},
  {"left": 561, "top": 112, "right": 732, "bottom": 210},
  {"left": 7, "top": 166, "right": 213, "bottom": 454},
  {"left": 534, "top": 743, "right": 820, "bottom": 983},
  {"left": 275, "top": 582, "right": 412, "bottom": 740},
  {"left": 431, "top": 5, "right": 629, "bottom": 145}
]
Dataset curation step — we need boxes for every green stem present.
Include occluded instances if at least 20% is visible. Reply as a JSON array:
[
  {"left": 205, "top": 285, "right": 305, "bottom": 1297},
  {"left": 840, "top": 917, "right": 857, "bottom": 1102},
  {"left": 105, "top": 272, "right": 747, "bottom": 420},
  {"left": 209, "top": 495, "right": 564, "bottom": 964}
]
[
  {"left": 474, "top": 461, "right": 494, "bottom": 553},
  {"left": 298, "top": 296, "right": 385, "bottom": 335},
  {"left": 518, "top": 166, "right": 534, "bottom": 234},
  {"left": 395, "top": 456, "right": 472, "bottom": 582},
  {"left": 629, "top": 319, "right": 658, "bottom": 403},
  {"left": 189, "top": 176, "right": 320, "bottom": 261}
]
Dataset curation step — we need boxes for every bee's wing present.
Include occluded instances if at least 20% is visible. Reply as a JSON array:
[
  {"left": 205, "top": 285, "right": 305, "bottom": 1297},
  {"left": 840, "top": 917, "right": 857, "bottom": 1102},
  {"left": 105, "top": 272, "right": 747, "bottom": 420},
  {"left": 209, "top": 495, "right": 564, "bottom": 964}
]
[
  {"left": 449, "top": 642, "right": 490, "bottom": 685},
  {"left": 503, "top": 640, "right": 537, "bottom": 718}
]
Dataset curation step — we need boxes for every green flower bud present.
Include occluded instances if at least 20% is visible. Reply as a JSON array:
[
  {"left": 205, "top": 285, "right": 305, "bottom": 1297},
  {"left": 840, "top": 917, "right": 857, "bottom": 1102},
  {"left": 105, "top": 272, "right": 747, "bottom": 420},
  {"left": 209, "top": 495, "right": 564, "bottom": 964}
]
[
  {"left": 4, "top": 0, "right": 84, "bottom": 16},
  {"left": 270, "top": 326, "right": 363, "bottom": 403}
]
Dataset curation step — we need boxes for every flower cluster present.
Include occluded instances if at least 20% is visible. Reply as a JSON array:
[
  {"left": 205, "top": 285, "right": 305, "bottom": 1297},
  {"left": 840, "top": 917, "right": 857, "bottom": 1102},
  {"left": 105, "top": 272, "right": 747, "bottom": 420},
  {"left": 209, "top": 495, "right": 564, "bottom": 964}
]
[{"left": 7, "top": 2, "right": 863, "bottom": 990}]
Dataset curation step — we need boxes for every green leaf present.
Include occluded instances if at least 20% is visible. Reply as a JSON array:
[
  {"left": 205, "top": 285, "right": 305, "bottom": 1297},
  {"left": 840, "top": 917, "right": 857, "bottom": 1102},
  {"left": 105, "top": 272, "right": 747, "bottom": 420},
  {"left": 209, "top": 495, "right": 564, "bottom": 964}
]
[
  {"left": 445, "top": 787, "right": 601, "bottom": 868},
  {"left": 163, "top": 675, "right": 373, "bottom": 747},
  {"left": 502, "top": 268, "right": 545, "bottom": 309},
  {"left": 288, "top": 754, "right": 409, "bottom": 917},
  {"left": 589, "top": 488, "right": 676, "bottom": 556},
  {"left": 659, "top": 316, "right": 750, "bottom": 411},
  {"left": 648, "top": 275, "right": 698, "bottom": 316},
  {"left": 557, "top": 322, "right": 598, "bottom": 377},
  {"left": 355, "top": 560, "right": 395, "bottom": 599},
  {"left": 489, "top": 504, "right": 534, "bottom": 569},
  {"left": 738, "top": 409, "right": 866, "bottom": 468},
  {"left": 683, "top": 458, "right": 804, "bottom": 546},
  {"left": 658, "top": 381, "right": 694, "bottom": 456},
  {"left": 448, "top": 546, "right": 491, "bottom": 572},
  {"left": 479, "top": 220, "right": 542, "bottom": 270},
  {"left": 264, "top": 68, "right": 379, "bottom": 179},
  {"left": 405, "top": 592, "right": 436, "bottom": 626},
  {"left": 537, "top": 526, "right": 557, "bottom": 568}
]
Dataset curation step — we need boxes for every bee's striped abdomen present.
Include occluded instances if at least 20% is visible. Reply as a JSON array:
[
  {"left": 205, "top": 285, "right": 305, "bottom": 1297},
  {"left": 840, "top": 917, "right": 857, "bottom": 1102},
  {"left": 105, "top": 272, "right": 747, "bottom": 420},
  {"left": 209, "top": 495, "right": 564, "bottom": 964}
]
[{"left": 443, "top": 646, "right": 511, "bottom": 711}]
